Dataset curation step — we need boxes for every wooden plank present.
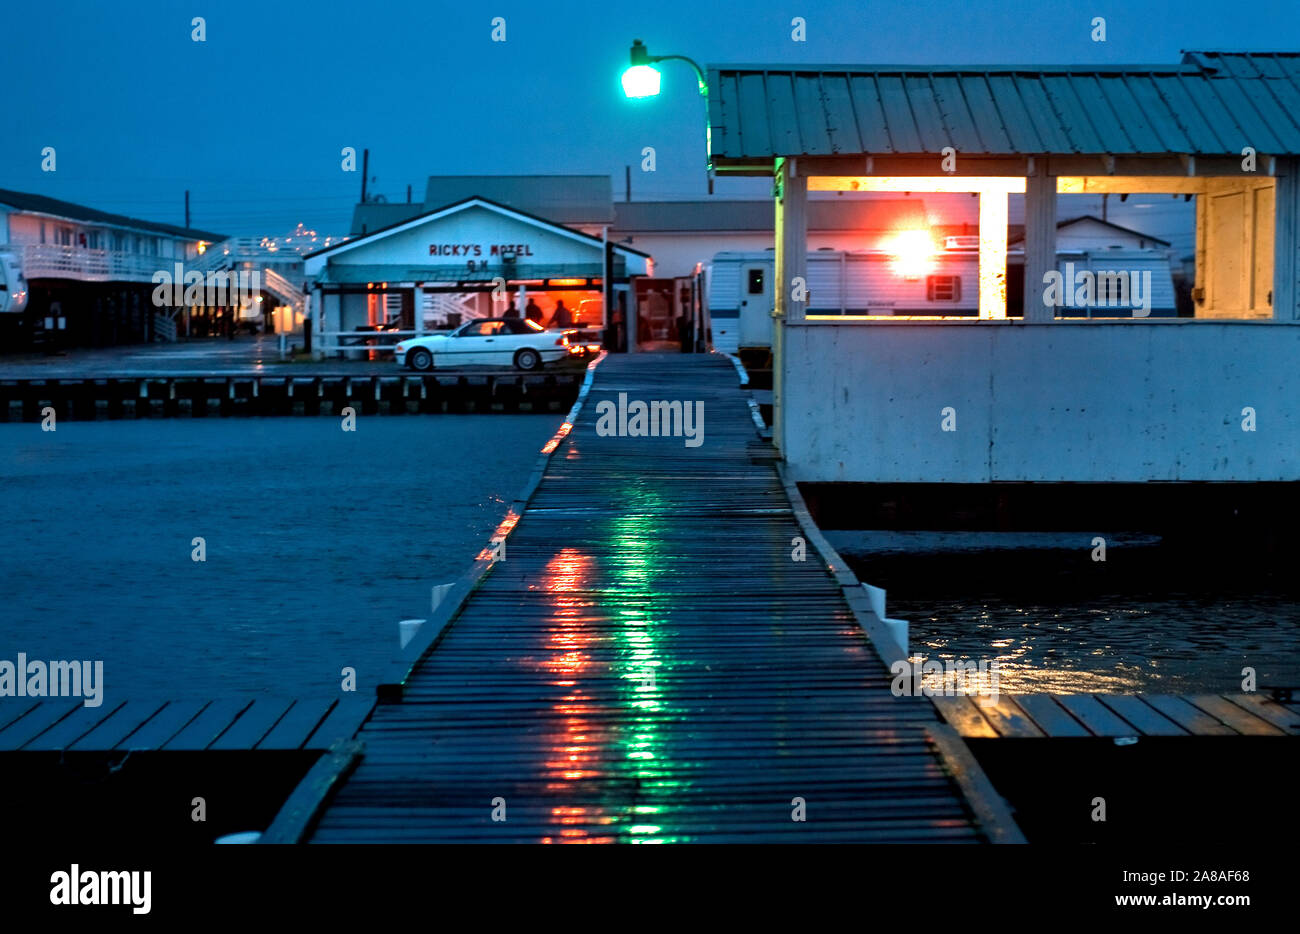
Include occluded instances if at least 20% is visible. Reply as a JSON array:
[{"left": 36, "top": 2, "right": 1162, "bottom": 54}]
[
  {"left": 116, "top": 700, "right": 209, "bottom": 750},
  {"left": 924, "top": 724, "right": 1026, "bottom": 844},
  {"left": 257, "top": 698, "right": 337, "bottom": 750},
  {"left": 1096, "top": 695, "right": 1189, "bottom": 736},
  {"left": 24, "top": 701, "right": 127, "bottom": 751},
  {"left": 0, "top": 700, "right": 83, "bottom": 750},
  {"left": 162, "top": 698, "right": 255, "bottom": 750},
  {"left": 303, "top": 700, "right": 373, "bottom": 748},
  {"left": 1220, "top": 693, "right": 1300, "bottom": 734},
  {"left": 1187, "top": 694, "right": 1286, "bottom": 736},
  {"left": 0, "top": 699, "right": 40, "bottom": 733},
  {"left": 1053, "top": 694, "right": 1137, "bottom": 737},
  {"left": 70, "top": 699, "right": 169, "bottom": 750},
  {"left": 260, "top": 739, "right": 365, "bottom": 844},
  {"left": 1140, "top": 695, "right": 1237, "bottom": 736},
  {"left": 929, "top": 695, "right": 999, "bottom": 738},
  {"left": 208, "top": 698, "right": 294, "bottom": 751},
  {"left": 1012, "top": 694, "right": 1092, "bottom": 737},
  {"left": 976, "top": 696, "right": 1046, "bottom": 738}
]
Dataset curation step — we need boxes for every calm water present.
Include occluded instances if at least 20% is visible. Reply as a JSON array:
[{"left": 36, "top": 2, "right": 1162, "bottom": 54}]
[
  {"left": 0, "top": 415, "right": 560, "bottom": 698},
  {"left": 826, "top": 530, "right": 1300, "bottom": 695}
]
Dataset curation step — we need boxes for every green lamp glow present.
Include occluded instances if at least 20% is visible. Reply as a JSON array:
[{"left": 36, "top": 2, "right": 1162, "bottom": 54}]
[{"left": 621, "top": 63, "right": 662, "bottom": 98}]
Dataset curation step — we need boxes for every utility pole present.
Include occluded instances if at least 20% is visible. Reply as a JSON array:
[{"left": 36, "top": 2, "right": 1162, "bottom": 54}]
[
  {"left": 625, "top": 165, "right": 631, "bottom": 202},
  {"left": 184, "top": 190, "right": 190, "bottom": 228},
  {"left": 360, "top": 148, "right": 370, "bottom": 203},
  {"left": 406, "top": 184, "right": 412, "bottom": 203}
]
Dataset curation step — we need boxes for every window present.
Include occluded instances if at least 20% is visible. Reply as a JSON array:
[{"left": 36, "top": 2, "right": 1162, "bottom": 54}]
[
  {"left": 747, "top": 269, "right": 765, "bottom": 294},
  {"left": 927, "top": 275, "right": 960, "bottom": 302},
  {"left": 460, "top": 320, "right": 503, "bottom": 337}
]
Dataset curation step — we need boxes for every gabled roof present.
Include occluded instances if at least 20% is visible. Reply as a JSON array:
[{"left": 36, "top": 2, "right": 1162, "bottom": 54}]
[
  {"left": 1009, "top": 215, "right": 1171, "bottom": 246},
  {"left": 0, "top": 188, "right": 225, "bottom": 241},
  {"left": 707, "top": 51, "right": 1300, "bottom": 162},
  {"left": 306, "top": 195, "right": 649, "bottom": 261}
]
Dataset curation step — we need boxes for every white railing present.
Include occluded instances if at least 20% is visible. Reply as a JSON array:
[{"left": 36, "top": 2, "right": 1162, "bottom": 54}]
[
  {"left": 262, "top": 267, "right": 307, "bottom": 315},
  {"left": 317, "top": 329, "right": 421, "bottom": 357},
  {"left": 18, "top": 244, "right": 174, "bottom": 283},
  {"left": 153, "top": 313, "right": 178, "bottom": 343}
]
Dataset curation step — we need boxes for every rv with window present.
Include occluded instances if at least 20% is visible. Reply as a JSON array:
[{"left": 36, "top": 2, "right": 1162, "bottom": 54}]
[{"left": 708, "top": 241, "right": 1177, "bottom": 364}]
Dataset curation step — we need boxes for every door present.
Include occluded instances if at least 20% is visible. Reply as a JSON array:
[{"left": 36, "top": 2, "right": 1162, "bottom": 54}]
[
  {"left": 738, "top": 263, "right": 774, "bottom": 349},
  {"left": 450, "top": 319, "right": 505, "bottom": 365},
  {"left": 1197, "top": 178, "right": 1275, "bottom": 318}
]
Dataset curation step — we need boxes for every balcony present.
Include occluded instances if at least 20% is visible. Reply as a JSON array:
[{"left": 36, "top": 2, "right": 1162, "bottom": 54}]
[{"left": 18, "top": 243, "right": 184, "bottom": 283}]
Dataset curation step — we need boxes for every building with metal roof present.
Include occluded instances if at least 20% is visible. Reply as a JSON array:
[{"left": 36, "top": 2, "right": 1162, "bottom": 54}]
[
  {"left": 707, "top": 51, "right": 1300, "bottom": 169},
  {"left": 697, "top": 50, "right": 1300, "bottom": 485}
]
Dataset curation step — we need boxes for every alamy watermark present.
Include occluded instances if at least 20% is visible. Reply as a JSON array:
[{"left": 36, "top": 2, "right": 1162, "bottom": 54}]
[
  {"left": 151, "top": 263, "right": 260, "bottom": 308},
  {"left": 595, "top": 392, "right": 704, "bottom": 448},
  {"left": 0, "top": 653, "right": 103, "bottom": 707},
  {"left": 891, "top": 656, "right": 1000, "bottom": 706},
  {"left": 1042, "top": 263, "right": 1153, "bottom": 317},
  {"left": 50, "top": 864, "right": 150, "bottom": 914}
]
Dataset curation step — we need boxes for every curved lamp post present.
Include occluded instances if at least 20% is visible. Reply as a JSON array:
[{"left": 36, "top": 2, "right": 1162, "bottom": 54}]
[{"left": 621, "top": 39, "right": 713, "bottom": 191}]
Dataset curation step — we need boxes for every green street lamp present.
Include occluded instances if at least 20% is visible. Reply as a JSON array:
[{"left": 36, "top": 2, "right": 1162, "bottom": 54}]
[
  {"left": 620, "top": 40, "right": 713, "bottom": 190},
  {"left": 621, "top": 39, "right": 707, "bottom": 98}
]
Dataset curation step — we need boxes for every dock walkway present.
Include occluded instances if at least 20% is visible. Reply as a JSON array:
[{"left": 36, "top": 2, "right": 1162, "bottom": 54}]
[{"left": 306, "top": 353, "right": 1010, "bottom": 843}]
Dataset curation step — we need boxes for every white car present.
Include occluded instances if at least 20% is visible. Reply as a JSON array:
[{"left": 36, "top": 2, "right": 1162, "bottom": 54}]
[{"left": 395, "top": 317, "right": 572, "bottom": 371}]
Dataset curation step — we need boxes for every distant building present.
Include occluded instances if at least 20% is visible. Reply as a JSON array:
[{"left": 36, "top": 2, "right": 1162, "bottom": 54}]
[{"left": 0, "top": 188, "right": 224, "bottom": 349}]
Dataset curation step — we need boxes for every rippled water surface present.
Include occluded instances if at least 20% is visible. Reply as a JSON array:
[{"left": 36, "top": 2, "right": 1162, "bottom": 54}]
[
  {"left": 0, "top": 416, "right": 560, "bottom": 697},
  {"left": 826, "top": 530, "right": 1300, "bottom": 695}
]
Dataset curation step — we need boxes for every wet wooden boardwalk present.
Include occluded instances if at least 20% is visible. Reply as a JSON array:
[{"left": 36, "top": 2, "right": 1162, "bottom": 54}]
[
  {"left": 307, "top": 353, "right": 1009, "bottom": 843},
  {"left": 0, "top": 697, "right": 372, "bottom": 751},
  {"left": 935, "top": 692, "right": 1300, "bottom": 739}
]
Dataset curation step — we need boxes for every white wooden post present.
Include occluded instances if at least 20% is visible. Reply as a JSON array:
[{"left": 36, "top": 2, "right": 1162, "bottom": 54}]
[
  {"left": 774, "top": 157, "right": 807, "bottom": 453},
  {"left": 413, "top": 284, "right": 425, "bottom": 336},
  {"left": 978, "top": 190, "right": 1008, "bottom": 319},
  {"left": 1022, "top": 167, "right": 1058, "bottom": 322}
]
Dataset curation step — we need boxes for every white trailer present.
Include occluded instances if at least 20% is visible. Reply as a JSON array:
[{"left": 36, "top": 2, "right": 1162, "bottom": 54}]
[
  {"left": 0, "top": 248, "right": 28, "bottom": 314},
  {"left": 708, "top": 243, "right": 1178, "bottom": 359}
]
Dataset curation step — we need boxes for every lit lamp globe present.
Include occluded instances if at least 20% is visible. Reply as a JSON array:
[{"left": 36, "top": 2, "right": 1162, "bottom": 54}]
[{"left": 621, "top": 64, "right": 662, "bottom": 98}]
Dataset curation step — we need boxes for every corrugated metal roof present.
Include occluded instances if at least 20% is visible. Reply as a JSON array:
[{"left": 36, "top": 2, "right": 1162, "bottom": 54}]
[
  {"left": 0, "top": 187, "right": 225, "bottom": 241},
  {"left": 707, "top": 51, "right": 1300, "bottom": 161},
  {"left": 350, "top": 202, "right": 423, "bottom": 235},
  {"left": 612, "top": 198, "right": 927, "bottom": 232},
  {"left": 422, "top": 175, "right": 613, "bottom": 225}
]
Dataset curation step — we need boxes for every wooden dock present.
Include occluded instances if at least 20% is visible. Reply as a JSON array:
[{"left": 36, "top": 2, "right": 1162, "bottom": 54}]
[
  {"left": 299, "top": 353, "right": 1019, "bottom": 843},
  {"left": 934, "top": 692, "right": 1300, "bottom": 739},
  {"left": 0, "top": 696, "right": 372, "bottom": 752},
  {"left": 0, "top": 371, "right": 581, "bottom": 421}
]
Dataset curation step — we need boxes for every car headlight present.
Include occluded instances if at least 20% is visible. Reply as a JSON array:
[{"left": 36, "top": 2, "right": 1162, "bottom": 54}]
[{"left": 395, "top": 343, "right": 407, "bottom": 353}]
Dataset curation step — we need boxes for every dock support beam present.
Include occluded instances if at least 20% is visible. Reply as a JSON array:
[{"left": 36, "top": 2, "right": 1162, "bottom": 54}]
[{"left": 1022, "top": 166, "right": 1058, "bottom": 322}]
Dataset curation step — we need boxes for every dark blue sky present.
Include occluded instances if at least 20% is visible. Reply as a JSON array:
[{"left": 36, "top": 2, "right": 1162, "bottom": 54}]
[{"left": 8, "top": 0, "right": 1299, "bottom": 236}]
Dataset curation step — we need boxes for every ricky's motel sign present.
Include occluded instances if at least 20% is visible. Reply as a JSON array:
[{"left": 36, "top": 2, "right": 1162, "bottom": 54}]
[{"left": 430, "top": 242, "right": 535, "bottom": 258}]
